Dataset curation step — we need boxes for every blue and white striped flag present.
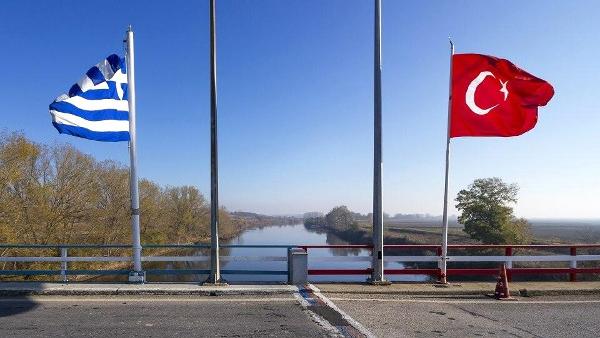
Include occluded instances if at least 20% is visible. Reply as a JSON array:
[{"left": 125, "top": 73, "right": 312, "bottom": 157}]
[{"left": 49, "top": 54, "right": 130, "bottom": 142}]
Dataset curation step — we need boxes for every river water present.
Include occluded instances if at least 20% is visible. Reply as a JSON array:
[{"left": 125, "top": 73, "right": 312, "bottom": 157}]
[{"left": 147, "top": 224, "right": 428, "bottom": 283}]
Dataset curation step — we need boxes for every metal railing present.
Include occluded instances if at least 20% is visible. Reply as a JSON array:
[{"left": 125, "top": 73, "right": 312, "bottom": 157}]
[
  {"left": 303, "top": 244, "right": 600, "bottom": 282},
  {"left": 1, "top": 243, "right": 600, "bottom": 282},
  {"left": 0, "top": 244, "right": 295, "bottom": 281}
]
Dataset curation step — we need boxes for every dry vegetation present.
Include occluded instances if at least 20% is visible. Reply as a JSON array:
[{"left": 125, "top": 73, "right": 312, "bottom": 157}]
[{"left": 0, "top": 132, "right": 253, "bottom": 278}]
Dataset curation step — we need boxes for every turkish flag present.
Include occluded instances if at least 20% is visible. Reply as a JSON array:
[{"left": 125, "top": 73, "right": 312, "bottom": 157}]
[{"left": 450, "top": 54, "right": 554, "bottom": 138}]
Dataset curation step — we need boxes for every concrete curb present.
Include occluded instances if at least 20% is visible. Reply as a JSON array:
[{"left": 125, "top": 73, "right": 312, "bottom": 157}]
[
  {"left": 515, "top": 288, "right": 600, "bottom": 297},
  {"left": 1, "top": 282, "right": 599, "bottom": 297},
  {"left": 320, "top": 288, "right": 600, "bottom": 297},
  {"left": 0, "top": 283, "right": 302, "bottom": 297},
  {"left": 314, "top": 282, "right": 600, "bottom": 297}
]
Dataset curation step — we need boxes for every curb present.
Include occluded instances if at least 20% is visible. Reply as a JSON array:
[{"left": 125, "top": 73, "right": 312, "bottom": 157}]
[
  {"left": 0, "top": 283, "right": 301, "bottom": 297},
  {"left": 516, "top": 288, "right": 600, "bottom": 297},
  {"left": 1, "top": 283, "right": 599, "bottom": 297},
  {"left": 5, "top": 289, "right": 600, "bottom": 297},
  {"left": 314, "top": 283, "right": 600, "bottom": 297},
  {"left": 322, "top": 289, "right": 600, "bottom": 297},
  {"left": 0, "top": 289, "right": 296, "bottom": 297}
]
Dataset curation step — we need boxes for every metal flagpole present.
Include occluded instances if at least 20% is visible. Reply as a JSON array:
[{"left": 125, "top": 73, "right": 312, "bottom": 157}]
[
  {"left": 205, "top": 0, "right": 224, "bottom": 285},
  {"left": 125, "top": 26, "right": 145, "bottom": 283},
  {"left": 440, "top": 39, "right": 455, "bottom": 284},
  {"left": 370, "top": 0, "right": 387, "bottom": 284}
]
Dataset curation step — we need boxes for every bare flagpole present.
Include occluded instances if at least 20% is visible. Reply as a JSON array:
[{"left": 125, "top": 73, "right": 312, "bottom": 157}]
[
  {"left": 370, "top": 0, "right": 387, "bottom": 284},
  {"left": 125, "top": 26, "right": 145, "bottom": 283},
  {"left": 205, "top": 0, "right": 224, "bottom": 285},
  {"left": 440, "top": 38, "right": 454, "bottom": 284}
]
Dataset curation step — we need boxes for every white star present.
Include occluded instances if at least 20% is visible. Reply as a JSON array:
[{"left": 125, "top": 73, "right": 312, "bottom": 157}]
[{"left": 499, "top": 79, "right": 509, "bottom": 101}]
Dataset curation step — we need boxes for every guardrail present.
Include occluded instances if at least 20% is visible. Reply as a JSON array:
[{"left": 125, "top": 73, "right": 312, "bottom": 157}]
[
  {"left": 1, "top": 243, "right": 600, "bottom": 282},
  {"left": 0, "top": 244, "right": 294, "bottom": 281},
  {"left": 303, "top": 244, "right": 600, "bottom": 282}
]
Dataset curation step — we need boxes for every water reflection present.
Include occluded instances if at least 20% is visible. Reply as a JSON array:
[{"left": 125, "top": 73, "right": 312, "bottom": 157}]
[{"left": 146, "top": 224, "right": 428, "bottom": 283}]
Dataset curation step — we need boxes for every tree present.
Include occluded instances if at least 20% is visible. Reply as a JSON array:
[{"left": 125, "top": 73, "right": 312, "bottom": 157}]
[
  {"left": 456, "top": 177, "right": 531, "bottom": 244},
  {"left": 303, "top": 216, "right": 326, "bottom": 228},
  {"left": 325, "top": 206, "right": 358, "bottom": 231},
  {"left": 0, "top": 132, "right": 216, "bottom": 247},
  {"left": 165, "top": 186, "right": 210, "bottom": 243}
]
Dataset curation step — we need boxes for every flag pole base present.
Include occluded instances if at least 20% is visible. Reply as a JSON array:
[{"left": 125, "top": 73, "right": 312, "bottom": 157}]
[
  {"left": 202, "top": 281, "right": 229, "bottom": 287},
  {"left": 128, "top": 271, "right": 146, "bottom": 284},
  {"left": 202, "top": 282, "right": 229, "bottom": 287},
  {"left": 202, "top": 275, "right": 228, "bottom": 287},
  {"left": 367, "top": 278, "right": 391, "bottom": 286}
]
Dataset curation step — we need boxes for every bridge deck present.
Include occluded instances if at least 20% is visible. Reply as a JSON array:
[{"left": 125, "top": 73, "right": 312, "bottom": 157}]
[{"left": 2, "top": 284, "right": 600, "bottom": 337}]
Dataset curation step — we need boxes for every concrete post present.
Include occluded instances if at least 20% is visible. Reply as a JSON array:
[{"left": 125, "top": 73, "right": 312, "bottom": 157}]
[
  {"left": 570, "top": 247, "right": 577, "bottom": 282},
  {"left": 288, "top": 248, "right": 308, "bottom": 285},
  {"left": 504, "top": 247, "right": 513, "bottom": 282},
  {"left": 504, "top": 247, "right": 513, "bottom": 269}
]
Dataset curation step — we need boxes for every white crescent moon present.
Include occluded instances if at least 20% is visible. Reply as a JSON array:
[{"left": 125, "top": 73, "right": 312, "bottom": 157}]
[{"left": 465, "top": 71, "right": 498, "bottom": 115}]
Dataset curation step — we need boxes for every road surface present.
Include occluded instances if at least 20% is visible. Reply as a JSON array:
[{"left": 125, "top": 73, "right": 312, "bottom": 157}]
[
  {"left": 324, "top": 293, "right": 600, "bottom": 337},
  {"left": 0, "top": 295, "right": 336, "bottom": 337},
  {"left": 2, "top": 292, "right": 600, "bottom": 337}
]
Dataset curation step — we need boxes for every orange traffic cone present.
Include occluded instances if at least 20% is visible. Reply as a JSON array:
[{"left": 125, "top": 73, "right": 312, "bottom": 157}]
[{"left": 494, "top": 264, "right": 511, "bottom": 299}]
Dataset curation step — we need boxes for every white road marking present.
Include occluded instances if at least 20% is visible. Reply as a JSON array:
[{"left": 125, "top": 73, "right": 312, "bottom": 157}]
[
  {"left": 0, "top": 297, "right": 296, "bottom": 303},
  {"left": 306, "top": 284, "right": 376, "bottom": 338},
  {"left": 328, "top": 297, "right": 600, "bottom": 304},
  {"left": 293, "top": 292, "right": 342, "bottom": 337}
]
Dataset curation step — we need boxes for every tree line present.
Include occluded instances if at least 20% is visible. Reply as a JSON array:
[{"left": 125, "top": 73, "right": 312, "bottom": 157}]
[
  {"left": 0, "top": 131, "right": 531, "bottom": 248},
  {"left": 0, "top": 132, "right": 240, "bottom": 247},
  {"left": 305, "top": 177, "right": 532, "bottom": 245}
]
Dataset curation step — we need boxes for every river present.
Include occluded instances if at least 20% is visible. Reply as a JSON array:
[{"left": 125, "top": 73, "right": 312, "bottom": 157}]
[{"left": 147, "top": 223, "right": 428, "bottom": 283}]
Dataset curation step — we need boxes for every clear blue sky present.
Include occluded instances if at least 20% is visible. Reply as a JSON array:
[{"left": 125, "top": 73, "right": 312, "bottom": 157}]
[{"left": 2, "top": 1, "right": 598, "bottom": 218}]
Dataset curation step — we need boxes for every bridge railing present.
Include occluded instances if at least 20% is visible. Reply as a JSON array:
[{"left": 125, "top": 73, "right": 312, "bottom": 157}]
[
  {"left": 0, "top": 244, "right": 296, "bottom": 281},
  {"left": 1, "top": 243, "right": 600, "bottom": 282},
  {"left": 301, "top": 244, "right": 600, "bottom": 282}
]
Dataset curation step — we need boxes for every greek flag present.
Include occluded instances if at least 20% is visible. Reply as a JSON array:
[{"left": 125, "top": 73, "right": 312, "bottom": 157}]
[{"left": 49, "top": 54, "right": 130, "bottom": 142}]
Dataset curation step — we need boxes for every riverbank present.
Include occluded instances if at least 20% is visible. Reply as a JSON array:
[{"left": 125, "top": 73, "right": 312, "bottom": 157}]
[
  {"left": 304, "top": 221, "right": 600, "bottom": 282},
  {"left": 86, "top": 217, "right": 303, "bottom": 282},
  {"left": 306, "top": 220, "right": 600, "bottom": 247},
  {"left": 304, "top": 222, "right": 471, "bottom": 248},
  {"left": 1, "top": 214, "right": 302, "bottom": 282}
]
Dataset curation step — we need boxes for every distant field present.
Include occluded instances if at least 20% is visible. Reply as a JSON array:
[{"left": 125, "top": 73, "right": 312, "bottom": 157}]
[{"left": 381, "top": 219, "right": 600, "bottom": 244}]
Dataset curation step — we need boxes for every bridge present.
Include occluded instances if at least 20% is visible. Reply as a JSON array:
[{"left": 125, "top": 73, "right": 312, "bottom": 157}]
[
  {"left": 2, "top": 243, "right": 600, "bottom": 337},
  {"left": 2, "top": 243, "right": 599, "bottom": 282}
]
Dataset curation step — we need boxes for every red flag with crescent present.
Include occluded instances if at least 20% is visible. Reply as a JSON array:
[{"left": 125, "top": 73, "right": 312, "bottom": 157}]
[{"left": 450, "top": 54, "right": 554, "bottom": 138}]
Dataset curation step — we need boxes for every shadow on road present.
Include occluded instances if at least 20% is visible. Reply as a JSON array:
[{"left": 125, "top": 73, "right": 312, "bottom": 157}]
[{"left": 0, "top": 297, "right": 39, "bottom": 318}]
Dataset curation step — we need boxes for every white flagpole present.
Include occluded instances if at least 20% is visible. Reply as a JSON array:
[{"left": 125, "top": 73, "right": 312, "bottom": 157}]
[
  {"left": 440, "top": 39, "right": 454, "bottom": 284},
  {"left": 125, "top": 26, "right": 144, "bottom": 283}
]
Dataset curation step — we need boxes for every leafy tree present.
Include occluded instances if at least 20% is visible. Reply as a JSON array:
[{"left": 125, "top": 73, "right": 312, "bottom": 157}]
[
  {"left": 0, "top": 132, "right": 215, "bottom": 248},
  {"left": 0, "top": 132, "right": 277, "bottom": 280},
  {"left": 325, "top": 206, "right": 358, "bottom": 231},
  {"left": 456, "top": 177, "right": 531, "bottom": 244}
]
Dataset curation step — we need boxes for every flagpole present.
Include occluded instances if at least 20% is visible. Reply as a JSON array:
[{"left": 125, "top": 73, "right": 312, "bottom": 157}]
[
  {"left": 370, "top": 0, "right": 387, "bottom": 284},
  {"left": 440, "top": 38, "right": 454, "bottom": 284},
  {"left": 125, "top": 26, "right": 145, "bottom": 283},
  {"left": 205, "top": 0, "right": 224, "bottom": 285}
]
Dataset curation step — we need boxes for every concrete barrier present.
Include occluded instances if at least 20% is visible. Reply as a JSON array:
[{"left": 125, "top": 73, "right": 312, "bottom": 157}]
[{"left": 288, "top": 248, "right": 308, "bottom": 284}]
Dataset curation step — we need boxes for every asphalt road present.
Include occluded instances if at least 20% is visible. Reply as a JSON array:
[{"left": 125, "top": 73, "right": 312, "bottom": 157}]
[
  {"left": 324, "top": 293, "right": 600, "bottom": 337},
  {"left": 0, "top": 295, "right": 336, "bottom": 337},
  {"left": 3, "top": 293, "right": 600, "bottom": 337}
]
